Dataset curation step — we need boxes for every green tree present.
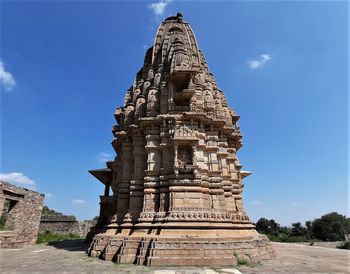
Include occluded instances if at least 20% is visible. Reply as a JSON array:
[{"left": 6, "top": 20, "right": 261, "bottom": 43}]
[
  {"left": 311, "top": 212, "right": 350, "bottom": 241},
  {"left": 305, "top": 221, "right": 314, "bottom": 240},
  {"left": 291, "top": 222, "right": 308, "bottom": 237},
  {"left": 255, "top": 218, "right": 280, "bottom": 236}
]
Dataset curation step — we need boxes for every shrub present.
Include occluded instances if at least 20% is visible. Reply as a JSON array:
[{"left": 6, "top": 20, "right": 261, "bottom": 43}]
[
  {"left": 0, "top": 216, "right": 6, "bottom": 230},
  {"left": 267, "top": 234, "right": 306, "bottom": 242},
  {"left": 237, "top": 258, "right": 249, "bottom": 265},
  {"left": 337, "top": 241, "right": 350, "bottom": 250},
  {"left": 234, "top": 253, "right": 249, "bottom": 266},
  {"left": 37, "top": 231, "right": 81, "bottom": 244}
]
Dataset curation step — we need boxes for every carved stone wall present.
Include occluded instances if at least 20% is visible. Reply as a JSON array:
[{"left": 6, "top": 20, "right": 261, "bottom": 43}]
[{"left": 88, "top": 13, "right": 274, "bottom": 266}]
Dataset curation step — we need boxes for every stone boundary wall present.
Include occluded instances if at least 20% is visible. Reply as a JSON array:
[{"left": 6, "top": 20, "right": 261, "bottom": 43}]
[
  {"left": 39, "top": 217, "right": 96, "bottom": 237},
  {"left": 292, "top": 241, "right": 344, "bottom": 248},
  {"left": 0, "top": 181, "right": 44, "bottom": 248},
  {"left": 78, "top": 220, "right": 97, "bottom": 237},
  {"left": 39, "top": 218, "right": 79, "bottom": 235}
]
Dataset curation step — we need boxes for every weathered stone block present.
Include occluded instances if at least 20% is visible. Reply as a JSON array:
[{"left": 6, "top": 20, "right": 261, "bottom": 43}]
[{"left": 0, "top": 181, "right": 44, "bottom": 248}]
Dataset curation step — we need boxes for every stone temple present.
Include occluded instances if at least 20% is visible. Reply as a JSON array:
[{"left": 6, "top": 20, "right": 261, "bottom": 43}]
[{"left": 88, "top": 13, "right": 274, "bottom": 266}]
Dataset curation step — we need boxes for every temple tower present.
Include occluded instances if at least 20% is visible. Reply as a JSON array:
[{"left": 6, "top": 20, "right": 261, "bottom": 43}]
[{"left": 88, "top": 13, "right": 274, "bottom": 266}]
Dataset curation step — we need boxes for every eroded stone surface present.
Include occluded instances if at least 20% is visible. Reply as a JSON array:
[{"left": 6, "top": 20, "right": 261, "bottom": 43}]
[
  {"left": 0, "top": 181, "right": 44, "bottom": 248},
  {"left": 39, "top": 215, "right": 96, "bottom": 237},
  {"left": 88, "top": 13, "right": 274, "bottom": 265}
]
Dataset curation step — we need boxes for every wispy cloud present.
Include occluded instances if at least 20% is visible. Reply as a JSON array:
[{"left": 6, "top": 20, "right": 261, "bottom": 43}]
[
  {"left": 72, "top": 199, "right": 86, "bottom": 204},
  {"left": 290, "top": 202, "right": 303, "bottom": 207},
  {"left": 247, "top": 54, "right": 272, "bottom": 70},
  {"left": 45, "top": 193, "right": 53, "bottom": 198},
  {"left": 0, "top": 60, "right": 16, "bottom": 91},
  {"left": 0, "top": 172, "right": 36, "bottom": 189},
  {"left": 252, "top": 200, "right": 265, "bottom": 207},
  {"left": 147, "top": 0, "right": 172, "bottom": 16},
  {"left": 97, "top": 152, "right": 112, "bottom": 162}
]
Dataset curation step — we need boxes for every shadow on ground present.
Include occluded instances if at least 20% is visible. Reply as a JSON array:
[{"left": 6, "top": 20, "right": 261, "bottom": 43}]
[{"left": 47, "top": 239, "right": 89, "bottom": 252}]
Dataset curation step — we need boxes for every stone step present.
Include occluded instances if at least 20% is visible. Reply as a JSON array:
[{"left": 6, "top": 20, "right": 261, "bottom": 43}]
[
  {"left": 119, "top": 247, "right": 139, "bottom": 255},
  {"left": 149, "top": 248, "right": 239, "bottom": 257},
  {"left": 116, "top": 238, "right": 142, "bottom": 263},
  {"left": 147, "top": 256, "right": 237, "bottom": 266},
  {"left": 122, "top": 242, "right": 141, "bottom": 248},
  {"left": 117, "top": 254, "right": 138, "bottom": 264},
  {"left": 135, "top": 239, "right": 153, "bottom": 265}
]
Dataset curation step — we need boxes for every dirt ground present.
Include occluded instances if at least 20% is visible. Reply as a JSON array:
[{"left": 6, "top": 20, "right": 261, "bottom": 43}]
[{"left": 0, "top": 240, "right": 349, "bottom": 273}]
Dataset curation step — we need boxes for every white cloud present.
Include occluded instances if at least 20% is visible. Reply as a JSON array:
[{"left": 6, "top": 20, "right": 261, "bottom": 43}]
[
  {"left": 147, "top": 0, "right": 172, "bottom": 16},
  {"left": 0, "top": 172, "right": 36, "bottom": 189},
  {"left": 97, "top": 152, "right": 112, "bottom": 162},
  {"left": 252, "top": 200, "right": 265, "bottom": 207},
  {"left": 290, "top": 202, "right": 303, "bottom": 207},
  {"left": 45, "top": 193, "right": 53, "bottom": 198},
  {"left": 281, "top": 202, "right": 303, "bottom": 210},
  {"left": 72, "top": 199, "right": 86, "bottom": 204},
  {"left": 0, "top": 60, "right": 16, "bottom": 91},
  {"left": 247, "top": 54, "right": 272, "bottom": 70}
]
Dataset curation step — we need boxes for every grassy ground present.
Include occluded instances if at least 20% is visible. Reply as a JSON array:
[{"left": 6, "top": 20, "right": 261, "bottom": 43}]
[{"left": 37, "top": 231, "right": 82, "bottom": 244}]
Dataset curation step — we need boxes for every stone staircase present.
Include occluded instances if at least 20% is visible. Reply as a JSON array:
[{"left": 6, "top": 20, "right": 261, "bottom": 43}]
[
  {"left": 116, "top": 237, "right": 154, "bottom": 264},
  {"left": 89, "top": 236, "right": 154, "bottom": 265},
  {"left": 89, "top": 235, "right": 274, "bottom": 266},
  {"left": 88, "top": 235, "right": 110, "bottom": 258}
]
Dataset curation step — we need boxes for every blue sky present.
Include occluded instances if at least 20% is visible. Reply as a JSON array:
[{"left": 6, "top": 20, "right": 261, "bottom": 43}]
[{"left": 1, "top": 0, "right": 348, "bottom": 225}]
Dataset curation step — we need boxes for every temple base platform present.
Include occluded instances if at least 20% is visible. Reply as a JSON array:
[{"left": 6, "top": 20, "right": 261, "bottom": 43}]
[{"left": 88, "top": 224, "right": 275, "bottom": 266}]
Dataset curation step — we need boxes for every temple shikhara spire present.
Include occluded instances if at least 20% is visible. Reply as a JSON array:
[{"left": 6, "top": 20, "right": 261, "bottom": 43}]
[{"left": 88, "top": 13, "right": 274, "bottom": 266}]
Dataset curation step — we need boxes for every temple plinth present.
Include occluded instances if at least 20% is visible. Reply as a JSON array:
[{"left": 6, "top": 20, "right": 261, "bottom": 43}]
[{"left": 88, "top": 13, "right": 275, "bottom": 266}]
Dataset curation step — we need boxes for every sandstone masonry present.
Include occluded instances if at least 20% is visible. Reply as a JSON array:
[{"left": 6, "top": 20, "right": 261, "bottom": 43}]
[
  {"left": 0, "top": 181, "right": 44, "bottom": 248},
  {"left": 39, "top": 215, "right": 96, "bottom": 237},
  {"left": 88, "top": 13, "right": 275, "bottom": 266}
]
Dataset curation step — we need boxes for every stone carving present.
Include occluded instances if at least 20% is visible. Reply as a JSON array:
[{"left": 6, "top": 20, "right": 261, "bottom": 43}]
[
  {"left": 178, "top": 147, "right": 192, "bottom": 166},
  {"left": 147, "top": 68, "right": 154, "bottom": 81},
  {"left": 88, "top": 13, "right": 274, "bottom": 266},
  {"left": 132, "top": 88, "right": 141, "bottom": 103},
  {"left": 134, "top": 96, "right": 146, "bottom": 120},
  {"left": 194, "top": 69, "right": 205, "bottom": 85},
  {"left": 142, "top": 80, "right": 151, "bottom": 94},
  {"left": 146, "top": 88, "right": 159, "bottom": 116},
  {"left": 174, "top": 124, "right": 195, "bottom": 139},
  {"left": 154, "top": 71, "right": 162, "bottom": 87},
  {"left": 123, "top": 104, "right": 134, "bottom": 126},
  {"left": 124, "top": 89, "right": 132, "bottom": 105}
]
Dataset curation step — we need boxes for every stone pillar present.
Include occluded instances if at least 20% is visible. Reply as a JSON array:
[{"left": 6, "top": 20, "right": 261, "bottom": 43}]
[
  {"left": 98, "top": 196, "right": 115, "bottom": 225},
  {"left": 117, "top": 140, "right": 133, "bottom": 219},
  {"left": 129, "top": 130, "right": 146, "bottom": 218},
  {"left": 158, "top": 119, "right": 171, "bottom": 214},
  {"left": 104, "top": 185, "right": 110, "bottom": 197},
  {"left": 142, "top": 127, "right": 161, "bottom": 215},
  {"left": 174, "top": 143, "right": 178, "bottom": 176},
  {"left": 0, "top": 190, "right": 5, "bottom": 216}
]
